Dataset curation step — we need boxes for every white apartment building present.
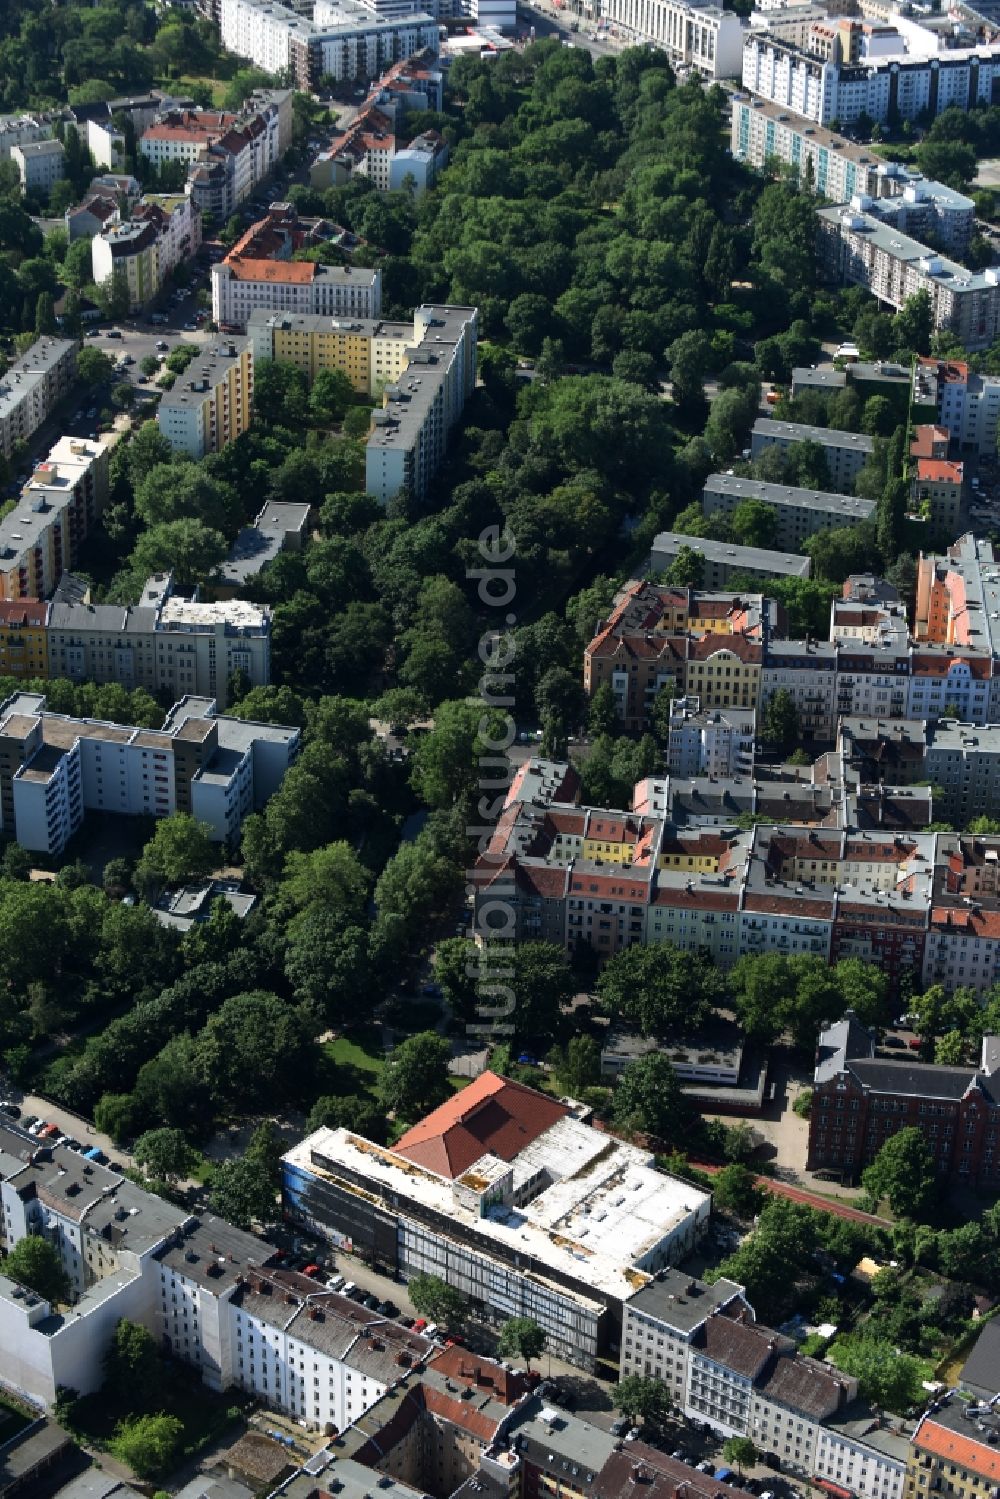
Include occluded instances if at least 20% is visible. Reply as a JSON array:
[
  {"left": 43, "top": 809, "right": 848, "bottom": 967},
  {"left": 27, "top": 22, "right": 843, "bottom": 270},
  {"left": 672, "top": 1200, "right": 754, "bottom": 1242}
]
[
  {"left": 219, "top": 0, "right": 440, "bottom": 88},
  {"left": 814, "top": 1417, "right": 909, "bottom": 1499},
  {"left": 136, "top": 192, "right": 202, "bottom": 279},
  {"left": 366, "top": 303, "right": 478, "bottom": 503},
  {"left": 47, "top": 572, "right": 271, "bottom": 709},
  {"left": 0, "top": 435, "right": 109, "bottom": 599},
  {"left": 731, "top": 98, "right": 975, "bottom": 256},
  {"left": 750, "top": 419, "right": 874, "bottom": 492},
  {"left": 912, "top": 358, "right": 1000, "bottom": 456},
  {"left": 742, "top": 32, "right": 1000, "bottom": 127},
  {"left": 648, "top": 532, "right": 812, "bottom": 587},
  {"left": 620, "top": 1270, "right": 750, "bottom": 1405},
  {"left": 0, "top": 114, "right": 54, "bottom": 161},
  {"left": 141, "top": 95, "right": 290, "bottom": 220},
  {"left": 703, "top": 472, "right": 874, "bottom": 551},
  {"left": 92, "top": 218, "right": 160, "bottom": 312},
  {"left": 818, "top": 206, "right": 1000, "bottom": 352},
  {"left": 85, "top": 118, "right": 127, "bottom": 171},
  {"left": 598, "top": 0, "right": 743, "bottom": 78},
  {"left": 666, "top": 696, "right": 755, "bottom": 777},
  {"left": 213, "top": 256, "right": 381, "bottom": 328},
  {"left": 11, "top": 139, "right": 65, "bottom": 199},
  {"left": 0, "top": 1123, "right": 439, "bottom": 1431},
  {"left": 761, "top": 641, "right": 839, "bottom": 741},
  {"left": 157, "top": 339, "right": 253, "bottom": 460},
  {"left": 0, "top": 339, "right": 77, "bottom": 462},
  {"left": 0, "top": 690, "right": 299, "bottom": 854}
]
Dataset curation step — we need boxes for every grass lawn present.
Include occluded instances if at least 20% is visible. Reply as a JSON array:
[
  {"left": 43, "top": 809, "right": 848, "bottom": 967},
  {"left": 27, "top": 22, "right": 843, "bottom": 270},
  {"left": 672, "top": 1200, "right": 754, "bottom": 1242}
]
[
  {"left": 323, "top": 1029, "right": 385, "bottom": 1076},
  {"left": 156, "top": 69, "right": 238, "bottom": 107}
]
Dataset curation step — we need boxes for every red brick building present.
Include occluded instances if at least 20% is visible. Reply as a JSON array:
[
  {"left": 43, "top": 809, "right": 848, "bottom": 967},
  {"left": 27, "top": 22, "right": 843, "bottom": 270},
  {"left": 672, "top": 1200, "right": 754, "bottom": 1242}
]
[{"left": 807, "top": 1012, "right": 1000, "bottom": 1184}]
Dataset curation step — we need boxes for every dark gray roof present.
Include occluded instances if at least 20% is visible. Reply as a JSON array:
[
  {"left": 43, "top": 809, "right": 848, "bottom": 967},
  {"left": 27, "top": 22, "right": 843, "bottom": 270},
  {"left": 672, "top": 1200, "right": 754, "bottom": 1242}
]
[
  {"left": 695, "top": 1314, "right": 787, "bottom": 1378},
  {"left": 961, "top": 1319, "right": 1000, "bottom": 1398},
  {"left": 847, "top": 1058, "right": 993, "bottom": 1101},
  {"left": 0, "top": 1419, "right": 73, "bottom": 1490},
  {"left": 755, "top": 1352, "right": 850, "bottom": 1418},
  {"left": 625, "top": 1271, "right": 745, "bottom": 1334},
  {"left": 156, "top": 1213, "right": 273, "bottom": 1292}
]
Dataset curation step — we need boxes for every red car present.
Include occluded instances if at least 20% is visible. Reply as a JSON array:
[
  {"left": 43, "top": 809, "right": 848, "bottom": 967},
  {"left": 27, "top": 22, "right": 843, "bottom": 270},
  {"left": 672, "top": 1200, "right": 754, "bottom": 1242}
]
[
  {"left": 303, "top": 1264, "right": 321, "bottom": 1277},
  {"left": 413, "top": 1318, "right": 427, "bottom": 1331},
  {"left": 908, "top": 1038, "right": 922, "bottom": 1050}
]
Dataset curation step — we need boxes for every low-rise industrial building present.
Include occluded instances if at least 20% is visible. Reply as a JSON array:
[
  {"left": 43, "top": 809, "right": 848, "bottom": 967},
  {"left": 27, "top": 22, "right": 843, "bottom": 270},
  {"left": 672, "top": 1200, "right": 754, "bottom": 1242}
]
[{"left": 217, "top": 499, "right": 310, "bottom": 596}]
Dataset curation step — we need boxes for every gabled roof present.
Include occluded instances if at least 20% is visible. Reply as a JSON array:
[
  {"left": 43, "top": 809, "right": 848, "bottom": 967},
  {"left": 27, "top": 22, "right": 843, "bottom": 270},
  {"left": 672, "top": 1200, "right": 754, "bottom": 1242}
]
[
  {"left": 393, "top": 1070, "right": 569, "bottom": 1179},
  {"left": 914, "top": 1416, "right": 1000, "bottom": 1481}
]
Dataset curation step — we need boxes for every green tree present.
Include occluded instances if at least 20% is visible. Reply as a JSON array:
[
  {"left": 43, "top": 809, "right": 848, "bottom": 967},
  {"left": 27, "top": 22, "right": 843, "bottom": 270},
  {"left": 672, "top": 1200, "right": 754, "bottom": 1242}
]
[
  {"left": 208, "top": 1152, "right": 279, "bottom": 1230},
  {"left": 305, "top": 1093, "right": 387, "bottom": 1142},
  {"left": 132, "top": 1128, "right": 196, "bottom": 1185},
  {"left": 614, "top": 1375, "right": 674, "bottom": 1428},
  {"left": 103, "top": 1318, "right": 163, "bottom": 1409},
  {"left": 723, "top": 1438, "right": 758, "bottom": 1475},
  {"left": 664, "top": 545, "right": 705, "bottom": 588},
  {"left": 549, "top": 1034, "right": 601, "bottom": 1094},
  {"left": 408, "top": 1272, "right": 467, "bottom": 1329},
  {"left": 828, "top": 1333, "right": 925, "bottom": 1413},
  {"left": 411, "top": 700, "right": 508, "bottom": 809},
  {"left": 309, "top": 367, "right": 355, "bottom": 424},
  {"left": 861, "top": 1127, "right": 937, "bottom": 1220},
  {"left": 612, "top": 1053, "right": 691, "bottom": 1142},
  {"left": 935, "top": 1029, "right": 966, "bottom": 1065},
  {"left": 596, "top": 943, "right": 719, "bottom": 1035},
  {"left": 497, "top": 1315, "right": 545, "bottom": 1371},
  {"left": 76, "top": 345, "right": 115, "bottom": 386},
  {"left": 135, "top": 813, "right": 215, "bottom": 893},
  {"left": 378, "top": 1030, "right": 453, "bottom": 1121},
  {"left": 762, "top": 687, "right": 800, "bottom": 752},
  {"left": 111, "top": 1414, "right": 184, "bottom": 1481},
  {"left": 730, "top": 498, "right": 778, "bottom": 549},
  {"left": 130, "top": 518, "right": 227, "bottom": 587},
  {"left": 5, "top": 1236, "right": 70, "bottom": 1304},
  {"left": 134, "top": 463, "right": 231, "bottom": 532},
  {"left": 712, "top": 1163, "right": 763, "bottom": 1219},
  {"left": 94, "top": 1092, "right": 138, "bottom": 1144}
]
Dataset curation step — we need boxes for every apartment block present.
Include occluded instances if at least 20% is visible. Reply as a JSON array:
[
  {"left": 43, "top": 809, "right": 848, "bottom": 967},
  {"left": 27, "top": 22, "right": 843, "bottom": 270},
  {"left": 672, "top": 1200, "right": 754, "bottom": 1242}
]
[
  {"left": 91, "top": 218, "right": 160, "bottom": 312},
  {"left": 0, "top": 436, "right": 109, "bottom": 601},
  {"left": 0, "top": 689, "right": 298, "bottom": 854},
  {"left": 911, "top": 454, "right": 965, "bottom": 536},
  {"left": 248, "top": 302, "right": 471, "bottom": 421},
  {"left": 596, "top": 0, "right": 743, "bottom": 77},
  {"left": 914, "top": 533, "right": 1000, "bottom": 669},
  {"left": 141, "top": 93, "right": 291, "bottom": 220},
  {"left": 761, "top": 639, "right": 839, "bottom": 740},
  {"left": 731, "top": 98, "right": 975, "bottom": 255},
  {"left": 742, "top": 30, "right": 1000, "bottom": 128},
  {"left": 809, "top": 1012, "right": 1000, "bottom": 1185},
  {"left": 11, "top": 139, "right": 65, "bottom": 200},
  {"left": 366, "top": 304, "right": 478, "bottom": 504},
  {"left": 620, "top": 1270, "right": 750, "bottom": 1403},
  {"left": 703, "top": 472, "right": 874, "bottom": 550},
  {"left": 0, "top": 339, "right": 77, "bottom": 462},
  {"left": 156, "top": 339, "right": 253, "bottom": 459},
  {"left": 219, "top": 0, "right": 440, "bottom": 89},
  {"left": 0, "top": 113, "right": 54, "bottom": 161},
  {"left": 65, "top": 192, "right": 121, "bottom": 242},
  {"left": 667, "top": 696, "right": 756, "bottom": 777},
  {"left": 818, "top": 207, "right": 1000, "bottom": 352},
  {"left": 750, "top": 419, "right": 874, "bottom": 491},
  {"left": 912, "top": 358, "right": 1000, "bottom": 456},
  {"left": 648, "top": 532, "right": 812, "bottom": 588},
  {"left": 47, "top": 571, "right": 271, "bottom": 709},
  {"left": 282, "top": 1071, "right": 711, "bottom": 1371},
  {"left": 584, "top": 582, "right": 770, "bottom": 733},
  {"left": 134, "top": 192, "right": 202, "bottom": 279},
  {"left": 0, "top": 601, "right": 48, "bottom": 680},
  {"left": 213, "top": 226, "right": 381, "bottom": 327},
  {"left": 248, "top": 307, "right": 407, "bottom": 396}
]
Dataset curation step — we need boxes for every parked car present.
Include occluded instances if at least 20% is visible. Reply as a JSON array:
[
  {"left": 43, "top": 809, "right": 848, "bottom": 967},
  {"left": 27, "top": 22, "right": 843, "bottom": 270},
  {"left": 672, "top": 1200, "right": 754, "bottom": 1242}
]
[
  {"left": 412, "top": 1318, "right": 427, "bottom": 1331},
  {"left": 883, "top": 1036, "right": 905, "bottom": 1048},
  {"left": 155, "top": 340, "right": 169, "bottom": 351},
  {"left": 106, "top": 328, "right": 122, "bottom": 339},
  {"left": 611, "top": 1420, "right": 628, "bottom": 1437},
  {"left": 303, "top": 1263, "right": 321, "bottom": 1278},
  {"left": 0, "top": 1103, "right": 20, "bottom": 1119},
  {"left": 21, "top": 1115, "right": 37, "bottom": 1132},
  {"left": 340, "top": 1281, "right": 356, "bottom": 1296},
  {"left": 908, "top": 1037, "right": 922, "bottom": 1050},
  {"left": 696, "top": 1462, "right": 715, "bottom": 1474},
  {"left": 380, "top": 1300, "right": 399, "bottom": 1317}
]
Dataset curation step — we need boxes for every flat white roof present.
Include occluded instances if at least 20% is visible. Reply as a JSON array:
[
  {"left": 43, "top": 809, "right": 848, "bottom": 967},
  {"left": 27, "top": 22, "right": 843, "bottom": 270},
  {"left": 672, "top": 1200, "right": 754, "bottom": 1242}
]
[{"left": 286, "top": 1121, "right": 710, "bottom": 1304}]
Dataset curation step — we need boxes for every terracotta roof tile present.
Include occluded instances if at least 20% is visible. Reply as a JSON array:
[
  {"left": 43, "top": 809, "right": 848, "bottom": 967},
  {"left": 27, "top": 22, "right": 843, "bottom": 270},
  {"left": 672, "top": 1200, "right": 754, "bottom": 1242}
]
[
  {"left": 915, "top": 1418, "right": 1000, "bottom": 1480},
  {"left": 394, "top": 1070, "right": 568, "bottom": 1179}
]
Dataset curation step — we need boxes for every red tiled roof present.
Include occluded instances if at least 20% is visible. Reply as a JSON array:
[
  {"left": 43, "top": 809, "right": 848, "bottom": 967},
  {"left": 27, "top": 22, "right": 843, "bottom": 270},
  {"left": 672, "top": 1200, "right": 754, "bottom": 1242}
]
[
  {"left": 0, "top": 600, "right": 46, "bottom": 626},
  {"left": 916, "top": 459, "right": 963, "bottom": 483},
  {"left": 394, "top": 1070, "right": 568, "bottom": 1179},
  {"left": 914, "top": 1418, "right": 1000, "bottom": 1480},
  {"left": 429, "top": 1347, "right": 527, "bottom": 1404},
  {"left": 227, "top": 259, "right": 315, "bottom": 284}
]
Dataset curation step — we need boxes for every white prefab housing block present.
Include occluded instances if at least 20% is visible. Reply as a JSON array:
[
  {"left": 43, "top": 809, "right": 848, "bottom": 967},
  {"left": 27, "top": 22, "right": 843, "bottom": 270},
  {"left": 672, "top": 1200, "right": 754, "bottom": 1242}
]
[
  {"left": 601, "top": 0, "right": 744, "bottom": 77},
  {"left": 0, "top": 340, "right": 77, "bottom": 461},
  {"left": 11, "top": 139, "right": 65, "bottom": 198}
]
